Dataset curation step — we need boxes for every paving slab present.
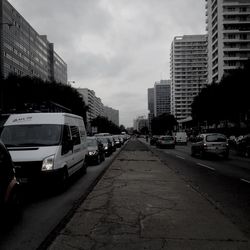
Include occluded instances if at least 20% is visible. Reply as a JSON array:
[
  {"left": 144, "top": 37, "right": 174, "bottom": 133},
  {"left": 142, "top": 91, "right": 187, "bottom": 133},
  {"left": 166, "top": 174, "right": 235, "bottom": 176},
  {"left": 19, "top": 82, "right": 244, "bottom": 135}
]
[{"left": 48, "top": 140, "right": 250, "bottom": 250}]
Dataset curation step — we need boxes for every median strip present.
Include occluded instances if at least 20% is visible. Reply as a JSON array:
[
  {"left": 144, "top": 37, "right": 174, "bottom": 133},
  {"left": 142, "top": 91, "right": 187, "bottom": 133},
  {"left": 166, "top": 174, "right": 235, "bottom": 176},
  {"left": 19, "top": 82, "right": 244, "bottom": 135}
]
[{"left": 197, "top": 163, "right": 215, "bottom": 171}]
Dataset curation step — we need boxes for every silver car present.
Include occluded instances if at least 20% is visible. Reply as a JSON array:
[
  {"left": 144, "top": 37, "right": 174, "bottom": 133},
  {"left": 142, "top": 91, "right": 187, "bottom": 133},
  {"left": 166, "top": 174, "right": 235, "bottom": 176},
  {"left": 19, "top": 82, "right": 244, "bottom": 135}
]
[{"left": 191, "top": 133, "right": 229, "bottom": 159}]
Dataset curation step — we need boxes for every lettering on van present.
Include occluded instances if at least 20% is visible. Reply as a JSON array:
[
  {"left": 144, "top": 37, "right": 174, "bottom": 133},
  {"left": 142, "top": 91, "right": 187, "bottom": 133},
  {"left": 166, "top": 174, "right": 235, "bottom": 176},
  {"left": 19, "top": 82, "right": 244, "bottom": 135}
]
[{"left": 12, "top": 117, "right": 32, "bottom": 123}]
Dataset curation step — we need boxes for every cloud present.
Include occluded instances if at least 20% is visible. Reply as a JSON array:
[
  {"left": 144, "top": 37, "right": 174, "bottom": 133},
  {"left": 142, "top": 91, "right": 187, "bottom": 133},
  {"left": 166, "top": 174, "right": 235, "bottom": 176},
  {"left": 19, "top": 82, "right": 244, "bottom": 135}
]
[{"left": 9, "top": 0, "right": 206, "bottom": 126}]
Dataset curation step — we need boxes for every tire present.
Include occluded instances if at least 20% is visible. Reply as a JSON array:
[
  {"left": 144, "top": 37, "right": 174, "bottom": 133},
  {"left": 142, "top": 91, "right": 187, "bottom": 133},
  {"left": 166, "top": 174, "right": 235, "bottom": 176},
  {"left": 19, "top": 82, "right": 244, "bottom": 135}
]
[
  {"left": 80, "top": 161, "right": 87, "bottom": 175},
  {"left": 59, "top": 167, "right": 69, "bottom": 191},
  {"left": 191, "top": 148, "right": 195, "bottom": 157},
  {"left": 7, "top": 184, "right": 23, "bottom": 221},
  {"left": 96, "top": 155, "right": 101, "bottom": 165}
]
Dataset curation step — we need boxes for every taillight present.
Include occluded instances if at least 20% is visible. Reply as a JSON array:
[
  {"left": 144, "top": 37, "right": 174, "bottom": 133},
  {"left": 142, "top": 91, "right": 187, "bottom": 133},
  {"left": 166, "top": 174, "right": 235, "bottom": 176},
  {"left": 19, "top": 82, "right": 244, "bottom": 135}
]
[{"left": 203, "top": 143, "right": 207, "bottom": 148}]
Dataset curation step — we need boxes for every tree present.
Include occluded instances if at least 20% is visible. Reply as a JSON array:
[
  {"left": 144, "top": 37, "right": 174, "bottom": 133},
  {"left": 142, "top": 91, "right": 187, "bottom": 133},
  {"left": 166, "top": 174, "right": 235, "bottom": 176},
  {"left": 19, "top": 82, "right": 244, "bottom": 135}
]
[
  {"left": 192, "top": 60, "right": 250, "bottom": 127},
  {"left": 151, "top": 113, "right": 177, "bottom": 135},
  {"left": 1, "top": 74, "right": 88, "bottom": 123},
  {"left": 91, "top": 116, "right": 121, "bottom": 134}
]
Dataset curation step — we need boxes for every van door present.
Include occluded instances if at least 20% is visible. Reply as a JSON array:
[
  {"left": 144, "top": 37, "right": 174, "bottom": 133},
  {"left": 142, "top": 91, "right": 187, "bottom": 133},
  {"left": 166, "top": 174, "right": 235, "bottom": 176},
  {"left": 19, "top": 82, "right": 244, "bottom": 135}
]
[
  {"left": 69, "top": 125, "right": 83, "bottom": 175},
  {"left": 60, "top": 125, "right": 74, "bottom": 174}
]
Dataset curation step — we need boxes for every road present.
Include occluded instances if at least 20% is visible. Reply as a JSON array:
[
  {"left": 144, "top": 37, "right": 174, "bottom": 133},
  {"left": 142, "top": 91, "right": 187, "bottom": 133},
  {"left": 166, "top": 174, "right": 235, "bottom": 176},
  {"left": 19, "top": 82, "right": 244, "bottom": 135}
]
[
  {"left": 141, "top": 139, "right": 250, "bottom": 239},
  {"left": 1, "top": 139, "right": 250, "bottom": 249},
  {"left": 0, "top": 148, "right": 122, "bottom": 250}
]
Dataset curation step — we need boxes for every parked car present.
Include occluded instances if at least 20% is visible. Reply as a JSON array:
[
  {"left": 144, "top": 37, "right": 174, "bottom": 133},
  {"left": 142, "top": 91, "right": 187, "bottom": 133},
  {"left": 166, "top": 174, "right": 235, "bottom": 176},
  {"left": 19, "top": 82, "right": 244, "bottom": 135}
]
[
  {"left": 156, "top": 136, "right": 175, "bottom": 149},
  {"left": 174, "top": 132, "right": 188, "bottom": 145},
  {"left": 236, "top": 134, "right": 250, "bottom": 158},
  {"left": 0, "top": 140, "right": 22, "bottom": 218},
  {"left": 0, "top": 113, "right": 88, "bottom": 187},
  {"left": 86, "top": 137, "right": 105, "bottom": 165},
  {"left": 97, "top": 137, "right": 113, "bottom": 156},
  {"left": 191, "top": 133, "right": 229, "bottom": 159}
]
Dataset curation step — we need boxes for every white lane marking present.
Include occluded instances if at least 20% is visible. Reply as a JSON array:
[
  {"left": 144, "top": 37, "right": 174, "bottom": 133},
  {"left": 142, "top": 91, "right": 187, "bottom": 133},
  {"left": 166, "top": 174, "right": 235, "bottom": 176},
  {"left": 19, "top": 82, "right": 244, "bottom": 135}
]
[
  {"left": 241, "top": 178, "right": 250, "bottom": 184},
  {"left": 175, "top": 155, "right": 185, "bottom": 160},
  {"left": 197, "top": 163, "right": 215, "bottom": 171}
]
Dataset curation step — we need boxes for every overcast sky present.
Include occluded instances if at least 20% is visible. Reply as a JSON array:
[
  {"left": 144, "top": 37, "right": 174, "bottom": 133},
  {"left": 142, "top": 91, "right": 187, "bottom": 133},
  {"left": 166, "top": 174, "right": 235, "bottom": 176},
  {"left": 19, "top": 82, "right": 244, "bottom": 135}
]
[{"left": 9, "top": 0, "right": 206, "bottom": 127}]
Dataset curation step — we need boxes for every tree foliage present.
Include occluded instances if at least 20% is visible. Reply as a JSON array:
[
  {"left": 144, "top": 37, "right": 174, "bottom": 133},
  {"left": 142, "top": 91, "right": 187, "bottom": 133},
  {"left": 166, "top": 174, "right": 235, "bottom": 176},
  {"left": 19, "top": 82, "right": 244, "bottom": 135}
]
[
  {"left": 151, "top": 113, "right": 177, "bottom": 135},
  {"left": 91, "top": 116, "right": 121, "bottom": 134},
  {"left": 1, "top": 74, "right": 88, "bottom": 122},
  {"left": 192, "top": 60, "right": 250, "bottom": 126}
]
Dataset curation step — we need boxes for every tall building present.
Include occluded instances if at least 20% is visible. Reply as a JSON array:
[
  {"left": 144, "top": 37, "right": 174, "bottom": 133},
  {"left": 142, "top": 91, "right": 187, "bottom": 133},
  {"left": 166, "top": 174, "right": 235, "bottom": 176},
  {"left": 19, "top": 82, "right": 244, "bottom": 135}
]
[
  {"left": 206, "top": 0, "right": 250, "bottom": 83},
  {"left": 77, "top": 88, "right": 104, "bottom": 128},
  {"left": 133, "top": 116, "right": 148, "bottom": 132},
  {"left": 0, "top": 0, "right": 67, "bottom": 83},
  {"left": 147, "top": 88, "right": 154, "bottom": 132},
  {"left": 154, "top": 80, "right": 171, "bottom": 117},
  {"left": 170, "top": 35, "right": 208, "bottom": 121},
  {"left": 104, "top": 106, "right": 119, "bottom": 126}
]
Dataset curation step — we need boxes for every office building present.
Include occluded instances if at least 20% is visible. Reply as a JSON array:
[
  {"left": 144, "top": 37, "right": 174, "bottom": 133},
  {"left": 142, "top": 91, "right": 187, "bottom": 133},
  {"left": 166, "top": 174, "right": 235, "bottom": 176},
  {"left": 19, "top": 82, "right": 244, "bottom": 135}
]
[
  {"left": 133, "top": 116, "right": 148, "bottom": 132},
  {"left": 0, "top": 0, "right": 67, "bottom": 83},
  {"left": 104, "top": 106, "right": 119, "bottom": 126},
  {"left": 77, "top": 88, "right": 104, "bottom": 128},
  {"left": 206, "top": 0, "right": 250, "bottom": 83},
  {"left": 147, "top": 87, "right": 154, "bottom": 132},
  {"left": 154, "top": 80, "right": 171, "bottom": 117},
  {"left": 170, "top": 35, "right": 208, "bottom": 121}
]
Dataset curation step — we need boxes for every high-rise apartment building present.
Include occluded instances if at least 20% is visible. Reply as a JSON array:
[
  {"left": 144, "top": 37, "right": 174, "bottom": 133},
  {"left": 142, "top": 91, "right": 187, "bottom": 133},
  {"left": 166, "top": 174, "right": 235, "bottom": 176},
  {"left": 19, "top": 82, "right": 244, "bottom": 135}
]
[
  {"left": 170, "top": 35, "right": 208, "bottom": 121},
  {"left": 0, "top": 0, "right": 67, "bottom": 83},
  {"left": 154, "top": 80, "right": 171, "bottom": 117},
  {"left": 77, "top": 88, "right": 104, "bottom": 127},
  {"left": 206, "top": 0, "right": 250, "bottom": 83},
  {"left": 147, "top": 87, "right": 154, "bottom": 132},
  {"left": 104, "top": 106, "right": 119, "bottom": 126}
]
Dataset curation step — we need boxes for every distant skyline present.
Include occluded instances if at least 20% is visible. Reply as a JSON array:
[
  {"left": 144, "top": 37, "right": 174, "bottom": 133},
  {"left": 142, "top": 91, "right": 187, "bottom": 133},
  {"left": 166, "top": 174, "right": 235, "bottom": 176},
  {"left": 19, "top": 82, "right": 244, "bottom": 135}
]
[{"left": 9, "top": 0, "right": 206, "bottom": 127}]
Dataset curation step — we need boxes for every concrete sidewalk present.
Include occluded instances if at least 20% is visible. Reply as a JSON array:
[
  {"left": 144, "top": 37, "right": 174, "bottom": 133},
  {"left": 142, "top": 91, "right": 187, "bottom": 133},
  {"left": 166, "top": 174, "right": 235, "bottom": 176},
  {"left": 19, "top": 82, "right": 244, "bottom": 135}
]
[{"left": 48, "top": 139, "right": 249, "bottom": 250}]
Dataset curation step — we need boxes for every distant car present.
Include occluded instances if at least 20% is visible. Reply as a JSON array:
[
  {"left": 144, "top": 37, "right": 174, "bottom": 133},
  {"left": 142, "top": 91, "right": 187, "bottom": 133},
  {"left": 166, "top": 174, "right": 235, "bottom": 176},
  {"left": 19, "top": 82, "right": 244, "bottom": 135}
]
[
  {"left": 113, "top": 135, "right": 122, "bottom": 148},
  {"left": 156, "top": 136, "right": 175, "bottom": 149},
  {"left": 174, "top": 132, "right": 188, "bottom": 145},
  {"left": 236, "top": 134, "right": 250, "bottom": 158},
  {"left": 191, "top": 133, "right": 229, "bottom": 159},
  {"left": 86, "top": 137, "right": 105, "bottom": 165},
  {"left": 97, "top": 136, "right": 113, "bottom": 156}
]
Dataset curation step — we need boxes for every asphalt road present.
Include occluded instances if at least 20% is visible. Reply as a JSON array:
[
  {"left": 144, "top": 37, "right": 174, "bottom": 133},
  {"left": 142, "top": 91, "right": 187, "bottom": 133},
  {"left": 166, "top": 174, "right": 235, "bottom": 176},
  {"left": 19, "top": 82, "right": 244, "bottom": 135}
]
[
  {"left": 1, "top": 139, "right": 250, "bottom": 249},
  {"left": 0, "top": 147, "right": 123, "bottom": 250},
  {"left": 141, "top": 139, "right": 250, "bottom": 239}
]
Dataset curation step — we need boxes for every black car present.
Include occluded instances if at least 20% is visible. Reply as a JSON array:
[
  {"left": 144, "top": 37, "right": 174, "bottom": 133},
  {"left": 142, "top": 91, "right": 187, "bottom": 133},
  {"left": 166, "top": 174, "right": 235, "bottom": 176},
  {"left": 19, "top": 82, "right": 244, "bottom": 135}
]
[
  {"left": 97, "top": 137, "right": 113, "bottom": 156},
  {"left": 236, "top": 134, "right": 250, "bottom": 158},
  {"left": 86, "top": 137, "right": 105, "bottom": 165},
  {"left": 0, "top": 140, "right": 21, "bottom": 219}
]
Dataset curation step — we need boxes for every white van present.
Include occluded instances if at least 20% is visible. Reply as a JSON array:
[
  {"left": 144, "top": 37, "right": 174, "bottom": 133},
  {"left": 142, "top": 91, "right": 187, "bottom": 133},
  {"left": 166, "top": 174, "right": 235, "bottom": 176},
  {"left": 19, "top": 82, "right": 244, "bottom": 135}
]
[
  {"left": 174, "top": 132, "right": 188, "bottom": 145},
  {"left": 0, "top": 113, "right": 87, "bottom": 186}
]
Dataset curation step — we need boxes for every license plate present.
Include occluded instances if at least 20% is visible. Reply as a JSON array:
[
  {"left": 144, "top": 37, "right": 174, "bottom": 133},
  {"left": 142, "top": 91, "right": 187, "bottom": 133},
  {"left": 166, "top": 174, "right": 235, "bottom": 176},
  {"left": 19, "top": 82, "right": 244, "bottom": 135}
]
[{"left": 18, "top": 177, "right": 29, "bottom": 183}]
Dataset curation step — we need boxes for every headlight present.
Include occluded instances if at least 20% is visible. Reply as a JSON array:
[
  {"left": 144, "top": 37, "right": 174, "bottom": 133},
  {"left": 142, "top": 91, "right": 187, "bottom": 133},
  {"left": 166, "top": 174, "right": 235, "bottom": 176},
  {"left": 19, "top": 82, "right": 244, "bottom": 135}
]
[
  {"left": 88, "top": 151, "right": 97, "bottom": 156},
  {"left": 104, "top": 146, "right": 108, "bottom": 150},
  {"left": 42, "top": 155, "right": 55, "bottom": 171}
]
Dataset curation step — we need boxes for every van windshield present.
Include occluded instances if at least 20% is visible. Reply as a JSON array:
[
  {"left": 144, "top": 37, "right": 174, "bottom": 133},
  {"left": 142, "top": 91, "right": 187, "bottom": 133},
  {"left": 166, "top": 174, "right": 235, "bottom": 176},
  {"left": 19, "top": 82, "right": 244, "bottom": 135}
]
[{"left": 0, "top": 124, "right": 62, "bottom": 147}]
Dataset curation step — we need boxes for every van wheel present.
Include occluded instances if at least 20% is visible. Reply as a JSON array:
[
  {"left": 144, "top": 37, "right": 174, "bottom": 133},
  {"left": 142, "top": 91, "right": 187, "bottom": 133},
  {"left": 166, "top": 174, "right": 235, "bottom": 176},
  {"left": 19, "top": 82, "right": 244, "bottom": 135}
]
[
  {"left": 96, "top": 155, "right": 101, "bottom": 165},
  {"left": 59, "top": 167, "right": 69, "bottom": 190},
  {"left": 5, "top": 184, "right": 23, "bottom": 223},
  {"left": 80, "top": 161, "right": 87, "bottom": 175}
]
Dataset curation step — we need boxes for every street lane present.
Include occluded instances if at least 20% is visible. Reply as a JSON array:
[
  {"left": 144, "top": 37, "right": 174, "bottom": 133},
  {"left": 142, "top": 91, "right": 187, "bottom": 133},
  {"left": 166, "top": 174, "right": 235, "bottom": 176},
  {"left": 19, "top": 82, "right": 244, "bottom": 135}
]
[
  {"left": 141, "top": 139, "right": 250, "bottom": 239},
  {"left": 0, "top": 147, "right": 122, "bottom": 250}
]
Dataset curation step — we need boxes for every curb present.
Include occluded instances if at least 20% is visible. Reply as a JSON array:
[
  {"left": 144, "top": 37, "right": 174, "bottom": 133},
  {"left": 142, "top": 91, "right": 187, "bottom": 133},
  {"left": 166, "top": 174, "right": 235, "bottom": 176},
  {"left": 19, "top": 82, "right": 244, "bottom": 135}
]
[{"left": 37, "top": 143, "right": 126, "bottom": 250}]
